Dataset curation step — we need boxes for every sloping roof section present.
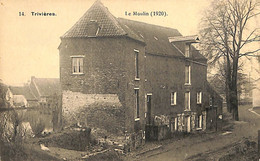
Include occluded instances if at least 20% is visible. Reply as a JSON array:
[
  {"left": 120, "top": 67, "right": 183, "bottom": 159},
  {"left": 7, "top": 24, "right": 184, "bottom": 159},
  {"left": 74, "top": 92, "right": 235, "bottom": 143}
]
[
  {"left": 9, "top": 86, "right": 37, "bottom": 101},
  {"left": 33, "top": 78, "right": 60, "bottom": 97},
  {"left": 118, "top": 18, "right": 186, "bottom": 57},
  {"left": 171, "top": 41, "right": 207, "bottom": 60},
  {"left": 62, "top": 1, "right": 125, "bottom": 38},
  {"left": 118, "top": 18, "right": 181, "bottom": 56},
  {"left": 191, "top": 47, "right": 207, "bottom": 60},
  {"left": 62, "top": 0, "right": 206, "bottom": 59},
  {"left": 13, "top": 95, "right": 27, "bottom": 107}
]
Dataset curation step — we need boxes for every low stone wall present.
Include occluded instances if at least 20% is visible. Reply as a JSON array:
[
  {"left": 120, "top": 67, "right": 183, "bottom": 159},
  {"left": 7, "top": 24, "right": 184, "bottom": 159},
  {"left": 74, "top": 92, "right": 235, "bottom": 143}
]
[
  {"left": 62, "top": 91, "right": 125, "bottom": 135},
  {"left": 62, "top": 91, "right": 146, "bottom": 152}
]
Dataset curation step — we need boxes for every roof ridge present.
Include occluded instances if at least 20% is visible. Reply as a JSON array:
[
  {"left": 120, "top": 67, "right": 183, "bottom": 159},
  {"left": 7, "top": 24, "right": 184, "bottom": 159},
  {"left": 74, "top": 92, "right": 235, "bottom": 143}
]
[
  {"left": 61, "top": 0, "right": 127, "bottom": 38},
  {"left": 92, "top": 1, "right": 127, "bottom": 35},
  {"left": 32, "top": 78, "right": 42, "bottom": 97},
  {"left": 116, "top": 19, "right": 145, "bottom": 43},
  {"left": 117, "top": 17, "right": 180, "bottom": 32},
  {"left": 100, "top": 5, "right": 127, "bottom": 35}
]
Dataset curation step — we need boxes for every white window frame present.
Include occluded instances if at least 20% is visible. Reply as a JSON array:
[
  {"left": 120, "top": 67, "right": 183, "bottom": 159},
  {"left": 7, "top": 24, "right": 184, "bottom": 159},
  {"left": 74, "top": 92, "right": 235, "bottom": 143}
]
[
  {"left": 186, "top": 116, "right": 191, "bottom": 132},
  {"left": 185, "top": 65, "right": 191, "bottom": 85},
  {"left": 134, "top": 88, "right": 140, "bottom": 121},
  {"left": 197, "top": 115, "right": 203, "bottom": 129},
  {"left": 71, "top": 55, "right": 85, "bottom": 74},
  {"left": 174, "top": 117, "right": 178, "bottom": 131},
  {"left": 185, "top": 91, "right": 191, "bottom": 111},
  {"left": 134, "top": 49, "right": 140, "bottom": 80},
  {"left": 171, "top": 92, "right": 177, "bottom": 105},
  {"left": 185, "top": 44, "right": 190, "bottom": 57},
  {"left": 197, "top": 92, "right": 202, "bottom": 104}
]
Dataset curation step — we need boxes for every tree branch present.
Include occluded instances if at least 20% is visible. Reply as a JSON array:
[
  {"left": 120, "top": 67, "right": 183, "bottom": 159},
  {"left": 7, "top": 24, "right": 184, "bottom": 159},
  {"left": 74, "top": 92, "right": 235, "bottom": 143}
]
[{"left": 239, "top": 48, "right": 260, "bottom": 57}]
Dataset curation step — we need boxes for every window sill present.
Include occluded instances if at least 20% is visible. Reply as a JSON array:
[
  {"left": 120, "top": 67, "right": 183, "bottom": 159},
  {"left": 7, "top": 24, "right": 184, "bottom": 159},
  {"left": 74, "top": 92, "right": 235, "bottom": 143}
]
[
  {"left": 184, "top": 83, "right": 191, "bottom": 86},
  {"left": 197, "top": 103, "right": 202, "bottom": 105},
  {"left": 70, "top": 55, "right": 85, "bottom": 58},
  {"left": 72, "top": 73, "right": 84, "bottom": 76},
  {"left": 171, "top": 104, "right": 177, "bottom": 106},
  {"left": 135, "top": 78, "right": 140, "bottom": 81},
  {"left": 135, "top": 118, "right": 140, "bottom": 121},
  {"left": 184, "top": 109, "right": 191, "bottom": 112},
  {"left": 196, "top": 128, "right": 202, "bottom": 131}
]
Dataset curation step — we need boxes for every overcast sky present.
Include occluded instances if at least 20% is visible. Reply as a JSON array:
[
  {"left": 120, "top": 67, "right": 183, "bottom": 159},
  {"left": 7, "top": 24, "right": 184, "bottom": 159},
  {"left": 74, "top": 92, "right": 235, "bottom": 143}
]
[{"left": 0, "top": 0, "right": 227, "bottom": 85}]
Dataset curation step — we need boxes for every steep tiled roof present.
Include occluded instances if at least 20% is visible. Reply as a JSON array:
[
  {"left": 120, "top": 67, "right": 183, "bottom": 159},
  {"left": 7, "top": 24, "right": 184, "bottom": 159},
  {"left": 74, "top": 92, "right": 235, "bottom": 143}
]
[
  {"left": 61, "top": 0, "right": 144, "bottom": 43},
  {"left": 118, "top": 18, "right": 184, "bottom": 57},
  {"left": 62, "top": 0, "right": 206, "bottom": 59},
  {"left": 62, "top": 1, "right": 124, "bottom": 38},
  {"left": 32, "top": 78, "right": 60, "bottom": 97},
  {"left": 9, "top": 86, "right": 37, "bottom": 101},
  {"left": 118, "top": 18, "right": 206, "bottom": 59}
]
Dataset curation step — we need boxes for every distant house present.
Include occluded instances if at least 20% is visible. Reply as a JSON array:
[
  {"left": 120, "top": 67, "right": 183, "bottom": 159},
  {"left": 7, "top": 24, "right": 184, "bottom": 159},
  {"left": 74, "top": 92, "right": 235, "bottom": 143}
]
[
  {"left": 59, "top": 0, "right": 223, "bottom": 149},
  {"left": 6, "top": 86, "right": 38, "bottom": 107},
  {"left": 6, "top": 77, "right": 60, "bottom": 108},
  {"left": 253, "top": 78, "right": 260, "bottom": 107},
  {"left": 29, "top": 76, "right": 60, "bottom": 107}
]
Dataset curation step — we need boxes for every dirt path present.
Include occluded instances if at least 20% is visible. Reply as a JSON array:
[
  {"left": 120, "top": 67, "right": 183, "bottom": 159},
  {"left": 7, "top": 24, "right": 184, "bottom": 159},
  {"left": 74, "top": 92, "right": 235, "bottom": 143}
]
[{"left": 132, "top": 105, "right": 260, "bottom": 161}]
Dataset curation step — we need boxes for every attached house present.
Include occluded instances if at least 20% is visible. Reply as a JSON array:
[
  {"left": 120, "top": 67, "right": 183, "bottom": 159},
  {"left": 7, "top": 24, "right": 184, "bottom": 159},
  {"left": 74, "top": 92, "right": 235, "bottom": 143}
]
[{"left": 59, "top": 0, "right": 223, "bottom": 149}]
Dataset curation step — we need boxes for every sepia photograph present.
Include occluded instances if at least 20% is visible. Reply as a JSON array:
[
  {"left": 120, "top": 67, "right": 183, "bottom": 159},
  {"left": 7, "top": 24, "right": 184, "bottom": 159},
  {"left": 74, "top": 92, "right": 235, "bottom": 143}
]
[{"left": 0, "top": 0, "right": 260, "bottom": 160}]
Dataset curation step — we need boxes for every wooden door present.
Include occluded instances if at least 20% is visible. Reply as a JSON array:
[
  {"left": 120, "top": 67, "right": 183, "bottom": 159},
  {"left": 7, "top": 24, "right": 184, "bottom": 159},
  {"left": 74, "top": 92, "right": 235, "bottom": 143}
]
[{"left": 146, "top": 95, "right": 152, "bottom": 125}]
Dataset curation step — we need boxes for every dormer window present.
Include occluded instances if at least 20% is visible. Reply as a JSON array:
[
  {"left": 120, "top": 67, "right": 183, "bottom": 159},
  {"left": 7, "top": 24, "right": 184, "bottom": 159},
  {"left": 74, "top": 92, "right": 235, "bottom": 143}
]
[
  {"left": 185, "top": 43, "right": 190, "bottom": 57},
  {"left": 96, "top": 26, "right": 101, "bottom": 36},
  {"left": 86, "top": 20, "right": 99, "bottom": 37}
]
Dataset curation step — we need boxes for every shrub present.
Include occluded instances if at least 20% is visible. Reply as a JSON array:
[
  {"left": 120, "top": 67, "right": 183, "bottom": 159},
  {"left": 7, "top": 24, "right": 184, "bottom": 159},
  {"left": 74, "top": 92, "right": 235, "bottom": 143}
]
[{"left": 31, "top": 120, "right": 45, "bottom": 137}]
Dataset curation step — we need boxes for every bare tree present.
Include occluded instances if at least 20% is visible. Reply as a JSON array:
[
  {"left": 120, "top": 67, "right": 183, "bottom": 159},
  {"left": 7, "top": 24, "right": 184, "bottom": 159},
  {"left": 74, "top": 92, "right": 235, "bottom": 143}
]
[
  {"left": 200, "top": 0, "right": 260, "bottom": 120},
  {"left": 208, "top": 63, "right": 253, "bottom": 104}
]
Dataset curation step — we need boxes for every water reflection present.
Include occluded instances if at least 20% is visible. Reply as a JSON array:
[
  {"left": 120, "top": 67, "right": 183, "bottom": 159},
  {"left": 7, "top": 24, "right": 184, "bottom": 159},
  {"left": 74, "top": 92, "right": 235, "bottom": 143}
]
[
  {"left": 0, "top": 108, "right": 53, "bottom": 140},
  {"left": 19, "top": 108, "right": 53, "bottom": 134}
]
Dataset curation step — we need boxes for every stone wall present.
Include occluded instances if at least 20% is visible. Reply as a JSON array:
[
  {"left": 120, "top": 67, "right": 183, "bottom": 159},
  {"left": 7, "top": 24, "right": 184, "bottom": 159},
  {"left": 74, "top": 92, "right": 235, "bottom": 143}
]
[{"left": 62, "top": 91, "right": 126, "bottom": 135}]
